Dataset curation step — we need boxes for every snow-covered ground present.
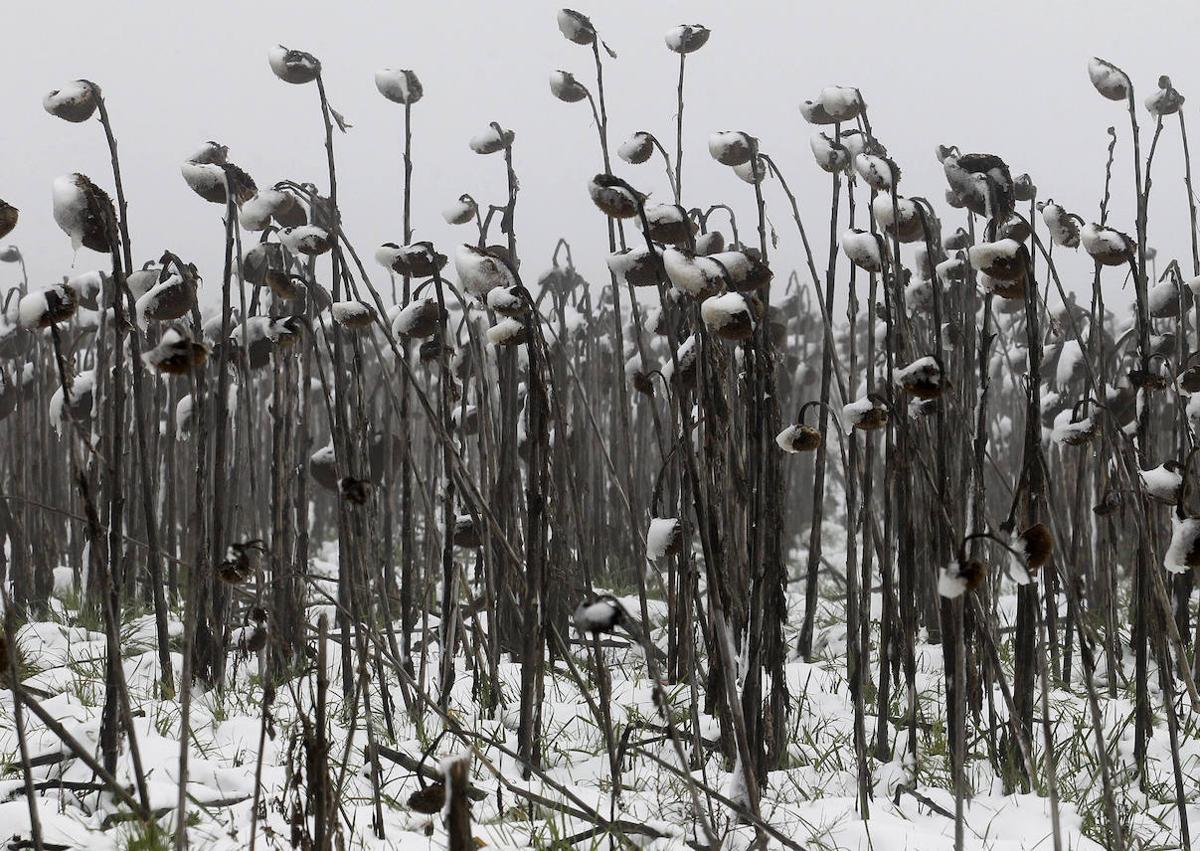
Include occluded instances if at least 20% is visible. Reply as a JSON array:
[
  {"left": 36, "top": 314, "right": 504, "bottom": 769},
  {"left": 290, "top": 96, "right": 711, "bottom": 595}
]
[{"left": 0, "top": 537, "right": 1192, "bottom": 849}]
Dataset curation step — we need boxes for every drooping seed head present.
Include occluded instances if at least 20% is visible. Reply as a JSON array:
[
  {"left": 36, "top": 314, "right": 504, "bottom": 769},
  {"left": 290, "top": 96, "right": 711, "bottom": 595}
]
[
  {"left": 557, "top": 9, "right": 596, "bottom": 45},
  {"left": 664, "top": 24, "right": 710, "bottom": 54},
  {"left": 374, "top": 68, "right": 423, "bottom": 104},
  {"left": 818, "top": 86, "right": 862, "bottom": 121},
  {"left": 0, "top": 201, "right": 17, "bottom": 241},
  {"left": 618, "top": 131, "right": 656, "bottom": 164},
  {"left": 549, "top": 69, "right": 588, "bottom": 103},
  {"left": 269, "top": 45, "right": 321, "bottom": 84},
  {"left": 442, "top": 194, "right": 478, "bottom": 225},
  {"left": 587, "top": 174, "right": 641, "bottom": 219},
  {"left": 468, "top": 122, "right": 515, "bottom": 154},
  {"left": 1087, "top": 56, "right": 1130, "bottom": 101},
  {"left": 43, "top": 80, "right": 98, "bottom": 122},
  {"left": 52, "top": 173, "right": 112, "bottom": 253},
  {"left": 707, "top": 131, "right": 754, "bottom": 166}
]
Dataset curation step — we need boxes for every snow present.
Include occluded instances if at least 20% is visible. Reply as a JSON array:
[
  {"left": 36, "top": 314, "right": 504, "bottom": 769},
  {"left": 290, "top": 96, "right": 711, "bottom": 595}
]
[
  {"left": 707, "top": 131, "right": 753, "bottom": 167},
  {"left": 375, "top": 68, "right": 423, "bottom": 105},
  {"left": 238, "top": 189, "right": 289, "bottom": 230},
  {"left": 663, "top": 248, "right": 721, "bottom": 298},
  {"left": 938, "top": 562, "right": 969, "bottom": 599},
  {"left": 664, "top": 23, "right": 710, "bottom": 54},
  {"left": 441, "top": 195, "right": 477, "bottom": 225},
  {"left": 42, "top": 80, "right": 96, "bottom": 122},
  {"left": 967, "top": 238, "right": 1023, "bottom": 276},
  {"left": 870, "top": 193, "right": 917, "bottom": 229},
  {"left": 486, "top": 316, "right": 525, "bottom": 346},
  {"left": 51, "top": 174, "right": 93, "bottom": 252},
  {"left": 1140, "top": 464, "right": 1182, "bottom": 502},
  {"left": 1040, "top": 200, "right": 1081, "bottom": 248},
  {"left": 1051, "top": 409, "right": 1096, "bottom": 446},
  {"left": 392, "top": 295, "right": 439, "bottom": 337},
  {"left": 842, "top": 395, "right": 881, "bottom": 431},
  {"left": 468, "top": 123, "right": 514, "bottom": 155},
  {"left": 853, "top": 153, "right": 894, "bottom": 191},
  {"left": 455, "top": 244, "right": 514, "bottom": 298},
  {"left": 16, "top": 289, "right": 49, "bottom": 328},
  {"left": 646, "top": 517, "right": 680, "bottom": 561},
  {"left": 278, "top": 225, "right": 330, "bottom": 256},
  {"left": 573, "top": 596, "right": 623, "bottom": 634},
  {"left": 607, "top": 246, "right": 662, "bottom": 287},
  {"left": 331, "top": 299, "right": 376, "bottom": 327},
  {"left": 1088, "top": 56, "right": 1129, "bottom": 100},
  {"left": 1164, "top": 517, "right": 1200, "bottom": 573},
  {"left": 700, "top": 291, "right": 752, "bottom": 333},
  {"left": 818, "top": 86, "right": 862, "bottom": 121},
  {"left": 1080, "top": 223, "right": 1130, "bottom": 263},
  {"left": 486, "top": 285, "right": 523, "bottom": 315},
  {"left": 48, "top": 370, "right": 95, "bottom": 435},
  {"left": 618, "top": 131, "right": 655, "bottom": 164},
  {"left": 841, "top": 229, "right": 884, "bottom": 273}
]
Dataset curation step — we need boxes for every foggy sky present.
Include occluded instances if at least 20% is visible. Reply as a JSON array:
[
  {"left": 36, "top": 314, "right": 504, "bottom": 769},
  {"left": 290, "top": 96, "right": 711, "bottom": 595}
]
[{"left": 3, "top": 0, "right": 1200, "bottom": 316}]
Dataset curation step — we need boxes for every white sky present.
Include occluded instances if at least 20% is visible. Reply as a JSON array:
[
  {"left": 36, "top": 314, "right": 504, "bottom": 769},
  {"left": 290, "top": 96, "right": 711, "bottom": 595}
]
[{"left": 3, "top": 0, "right": 1200, "bottom": 314}]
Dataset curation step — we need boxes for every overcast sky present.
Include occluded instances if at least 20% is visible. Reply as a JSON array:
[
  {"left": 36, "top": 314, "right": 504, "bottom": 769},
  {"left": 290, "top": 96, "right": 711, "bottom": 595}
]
[{"left": 3, "top": 0, "right": 1200, "bottom": 315}]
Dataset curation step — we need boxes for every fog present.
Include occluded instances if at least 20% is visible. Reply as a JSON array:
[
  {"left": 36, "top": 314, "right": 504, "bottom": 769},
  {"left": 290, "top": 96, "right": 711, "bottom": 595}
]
[{"left": 3, "top": 0, "right": 1199, "bottom": 313}]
